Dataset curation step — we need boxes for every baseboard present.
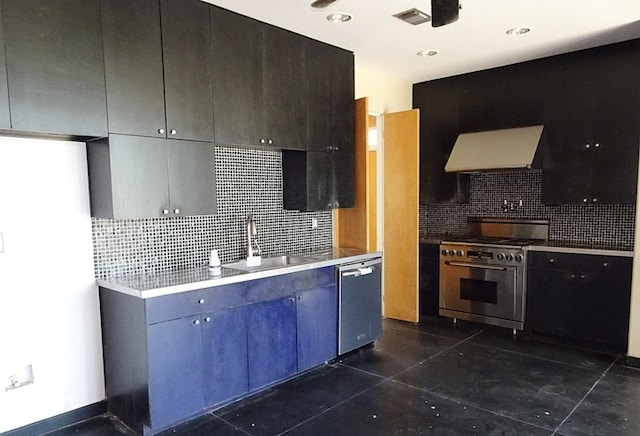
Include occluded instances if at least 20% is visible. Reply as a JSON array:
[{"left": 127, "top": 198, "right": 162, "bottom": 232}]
[
  {"left": 2, "top": 401, "right": 107, "bottom": 436},
  {"left": 625, "top": 355, "right": 640, "bottom": 369}
]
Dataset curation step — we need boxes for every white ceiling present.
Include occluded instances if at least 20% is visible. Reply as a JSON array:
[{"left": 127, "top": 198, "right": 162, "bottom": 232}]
[{"left": 203, "top": 0, "right": 640, "bottom": 83}]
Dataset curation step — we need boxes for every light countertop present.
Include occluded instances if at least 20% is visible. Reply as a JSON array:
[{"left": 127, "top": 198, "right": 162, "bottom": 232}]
[{"left": 97, "top": 247, "right": 382, "bottom": 299}]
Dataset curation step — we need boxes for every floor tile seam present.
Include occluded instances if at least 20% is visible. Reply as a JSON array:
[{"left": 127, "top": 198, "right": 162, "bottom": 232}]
[
  {"left": 206, "top": 412, "right": 254, "bottom": 436},
  {"left": 549, "top": 360, "right": 614, "bottom": 436},
  {"left": 274, "top": 378, "right": 388, "bottom": 436},
  {"left": 334, "top": 361, "right": 392, "bottom": 382},
  {"left": 382, "top": 378, "right": 557, "bottom": 433},
  {"left": 466, "top": 340, "right": 611, "bottom": 375}
]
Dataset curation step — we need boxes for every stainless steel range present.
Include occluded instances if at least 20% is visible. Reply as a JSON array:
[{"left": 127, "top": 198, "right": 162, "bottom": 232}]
[{"left": 439, "top": 218, "right": 549, "bottom": 331}]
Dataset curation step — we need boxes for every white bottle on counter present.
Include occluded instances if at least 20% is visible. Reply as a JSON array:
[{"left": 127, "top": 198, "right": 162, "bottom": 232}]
[{"left": 209, "top": 249, "right": 221, "bottom": 276}]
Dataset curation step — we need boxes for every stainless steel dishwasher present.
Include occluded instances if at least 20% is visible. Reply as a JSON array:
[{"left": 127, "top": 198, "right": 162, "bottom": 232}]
[{"left": 338, "top": 257, "right": 383, "bottom": 355}]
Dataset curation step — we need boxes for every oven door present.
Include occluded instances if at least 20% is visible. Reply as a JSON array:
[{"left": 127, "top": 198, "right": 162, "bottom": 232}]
[{"left": 440, "top": 260, "right": 518, "bottom": 320}]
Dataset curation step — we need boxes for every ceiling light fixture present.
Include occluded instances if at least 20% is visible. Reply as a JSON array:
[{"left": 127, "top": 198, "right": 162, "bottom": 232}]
[
  {"left": 326, "top": 12, "right": 352, "bottom": 23},
  {"left": 506, "top": 27, "right": 531, "bottom": 35},
  {"left": 393, "top": 8, "right": 431, "bottom": 26},
  {"left": 310, "top": 0, "right": 338, "bottom": 9},
  {"left": 417, "top": 49, "right": 439, "bottom": 57}
]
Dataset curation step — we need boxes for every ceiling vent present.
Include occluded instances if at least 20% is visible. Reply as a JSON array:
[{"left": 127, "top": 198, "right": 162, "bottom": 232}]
[{"left": 393, "top": 8, "right": 431, "bottom": 25}]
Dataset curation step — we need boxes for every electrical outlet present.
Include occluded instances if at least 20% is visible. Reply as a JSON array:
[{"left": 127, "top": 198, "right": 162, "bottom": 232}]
[{"left": 311, "top": 218, "right": 318, "bottom": 229}]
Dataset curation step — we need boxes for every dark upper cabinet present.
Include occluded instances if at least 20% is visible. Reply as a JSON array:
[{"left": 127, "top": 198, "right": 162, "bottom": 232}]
[
  {"left": 3, "top": 0, "right": 107, "bottom": 137},
  {"left": 210, "top": 6, "right": 263, "bottom": 147},
  {"left": 459, "top": 62, "right": 546, "bottom": 133},
  {"left": 413, "top": 77, "right": 469, "bottom": 204},
  {"left": 282, "top": 150, "right": 355, "bottom": 211},
  {"left": 87, "top": 135, "right": 216, "bottom": 219},
  {"left": 101, "top": 0, "right": 213, "bottom": 141},
  {"left": 0, "top": 3, "right": 10, "bottom": 130},
  {"left": 542, "top": 40, "right": 640, "bottom": 204},
  {"left": 211, "top": 6, "right": 305, "bottom": 150},
  {"left": 305, "top": 39, "right": 355, "bottom": 154}
]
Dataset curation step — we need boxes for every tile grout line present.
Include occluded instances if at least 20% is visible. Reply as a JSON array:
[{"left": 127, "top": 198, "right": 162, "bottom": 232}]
[{"left": 549, "top": 355, "right": 621, "bottom": 435}]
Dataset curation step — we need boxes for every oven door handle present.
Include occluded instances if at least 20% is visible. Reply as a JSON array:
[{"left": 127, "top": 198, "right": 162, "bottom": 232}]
[{"left": 444, "top": 260, "right": 510, "bottom": 271}]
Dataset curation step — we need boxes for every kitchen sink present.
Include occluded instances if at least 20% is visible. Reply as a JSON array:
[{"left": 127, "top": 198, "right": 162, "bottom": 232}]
[{"left": 222, "top": 255, "right": 315, "bottom": 272}]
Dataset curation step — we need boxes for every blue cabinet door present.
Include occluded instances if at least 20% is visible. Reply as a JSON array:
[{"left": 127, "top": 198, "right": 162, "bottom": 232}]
[
  {"left": 247, "top": 297, "right": 297, "bottom": 391},
  {"left": 296, "top": 285, "right": 337, "bottom": 372},
  {"left": 147, "top": 316, "right": 204, "bottom": 428},
  {"left": 201, "top": 306, "right": 249, "bottom": 407}
]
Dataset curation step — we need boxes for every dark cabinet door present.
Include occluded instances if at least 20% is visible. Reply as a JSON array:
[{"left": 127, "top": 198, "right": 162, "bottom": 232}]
[
  {"left": 104, "top": 135, "right": 170, "bottom": 219},
  {"left": 201, "top": 307, "right": 248, "bottom": 407},
  {"left": 305, "top": 39, "right": 333, "bottom": 152},
  {"left": 0, "top": 3, "right": 11, "bottom": 130},
  {"left": 247, "top": 297, "right": 297, "bottom": 391},
  {"left": 3, "top": 0, "right": 107, "bottom": 136},
  {"left": 263, "top": 25, "right": 306, "bottom": 150},
  {"left": 331, "top": 48, "right": 355, "bottom": 154},
  {"left": 147, "top": 316, "right": 204, "bottom": 428},
  {"left": 167, "top": 139, "right": 216, "bottom": 216},
  {"left": 296, "top": 285, "right": 337, "bottom": 372},
  {"left": 527, "top": 269, "right": 579, "bottom": 339},
  {"left": 101, "top": 0, "right": 166, "bottom": 137},
  {"left": 210, "top": 6, "right": 264, "bottom": 147},
  {"left": 160, "top": 0, "right": 214, "bottom": 142},
  {"left": 414, "top": 78, "right": 469, "bottom": 204},
  {"left": 333, "top": 152, "right": 355, "bottom": 208},
  {"left": 419, "top": 243, "right": 440, "bottom": 318},
  {"left": 541, "top": 141, "right": 592, "bottom": 205}
]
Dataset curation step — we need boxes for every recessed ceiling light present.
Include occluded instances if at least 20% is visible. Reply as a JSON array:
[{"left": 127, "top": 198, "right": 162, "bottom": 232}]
[
  {"left": 327, "top": 13, "right": 352, "bottom": 23},
  {"left": 417, "top": 49, "right": 438, "bottom": 57},
  {"left": 506, "top": 27, "right": 531, "bottom": 35}
]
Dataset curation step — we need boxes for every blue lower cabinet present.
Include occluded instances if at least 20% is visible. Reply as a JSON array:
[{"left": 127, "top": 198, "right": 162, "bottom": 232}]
[
  {"left": 296, "top": 285, "right": 337, "bottom": 372},
  {"left": 247, "top": 297, "right": 297, "bottom": 390},
  {"left": 201, "top": 306, "right": 249, "bottom": 407},
  {"left": 147, "top": 316, "right": 204, "bottom": 428}
]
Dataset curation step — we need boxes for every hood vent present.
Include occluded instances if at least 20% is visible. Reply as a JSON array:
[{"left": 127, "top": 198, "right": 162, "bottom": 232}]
[{"left": 445, "top": 125, "right": 544, "bottom": 173}]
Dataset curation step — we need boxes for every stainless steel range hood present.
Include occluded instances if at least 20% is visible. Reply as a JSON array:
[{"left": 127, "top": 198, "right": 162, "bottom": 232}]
[{"left": 445, "top": 125, "right": 544, "bottom": 173}]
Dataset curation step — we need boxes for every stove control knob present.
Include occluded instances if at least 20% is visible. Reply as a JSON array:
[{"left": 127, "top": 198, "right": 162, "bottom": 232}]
[
  {"left": 497, "top": 253, "right": 505, "bottom": 261},
  {"left": 441, "top": 249, "right": 447, "bottom": 256},
  {"left": 456, "top": 250, "right": 463, "bottom": 257},
  {"left": 448, "top": 250, "right": 457, "bottom": 256},
  {"left": 505, "top": 254, "right": 514, "bottom": 261},
  {"left": 515, "top": 254, "right": 523, "bottom": 263}
]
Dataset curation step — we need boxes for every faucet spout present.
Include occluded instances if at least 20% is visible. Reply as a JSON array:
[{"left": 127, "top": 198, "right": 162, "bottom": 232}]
[{"left": 246, "top": 214, "right": 261, "bottom": 258}]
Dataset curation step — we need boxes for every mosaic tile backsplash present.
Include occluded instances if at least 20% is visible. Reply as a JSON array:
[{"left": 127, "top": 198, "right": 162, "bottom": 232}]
[
  {"left": 420, "top": 170, "right": 636, "bottom": 248},
  {"left": 92, "top": 146, "right": 332, "bottom": 279}
]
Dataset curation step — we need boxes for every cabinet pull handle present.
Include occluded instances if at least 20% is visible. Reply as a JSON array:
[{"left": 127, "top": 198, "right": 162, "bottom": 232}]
[
  {"left": 594, "top": 142, "right": 600, "bottom": 148},
  {"left": 174, "top": 208, "right": 180, "bottom": 214},
  {"left": 199, "top": 298, "right": 205, "bottom": 304},
  {"left": 334, "top": 201, "right": 339, "bottom": 208},
  {"left": 162, "top": 209, "right": 169, "bottom": 215},
  {"left": 592, "top": 198, "right": 598, "bottom": 203},
  {"left": 170, "top": 129, "right": 177, "bottom": 135},
  {"left": 582, "top": 198, "right": 588, "bottom": 203},
  {"left": 193, "top": 319, "right": 200, "bottom": 325},
  {"left": 158, "top": 128, "right": 165, "bottom": 135},
  {"left": 204, "top": 317, "right": 211, "bottom": 322},
  {"left": 327, "top": 203, "right": 333, "bottom": 209},
  {"left": 580, "top": 274, "right": 586, "bottom": 279},
  {"left": 549, "top": 258, "right": 555, "bottom": 263},
  {"left": 268, "top": 139, "right": 273, "bottom": 145},
  {"left": 260, "top": 138, "right": 266, "bottom": 144},
  {"left": 585, "top": 143, "right": 590, "bottom": 149},
  {"left": 603, "top": 262, "right": 609, "bottom": 268},
  {"left": 570, "top": 273, "right": 576, "bottom": 279}
]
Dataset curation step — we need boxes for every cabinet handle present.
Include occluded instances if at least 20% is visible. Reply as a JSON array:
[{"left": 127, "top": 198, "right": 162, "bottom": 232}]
[
  {"left": 594, "top": 142, "right": 600, "bottom": 148},
  {"left": 334, "top": 201, "right": 339, "bottom": 208},
  {"left": 193, "top": 319, "right": 200, "bottom": 325},
  {"left": 174, "top": 208, "right": 180, "bottom": 214},
  {"left": 260, "top": 138, "right": 266, "bottom": 144},
  {"left": 268, "top": 139, "right": 273, "bottom": 145},
  {"left": 162, "top": 209, "right": 169, "bottom": 215},
  {"left": 603, "top": 262, "right": 609, "bottom": 268},
  {"left": 199, "top": 298, "right": 205, "bottom": 304},
  {"left": 582, "top": 198, "right": 588, "bottom": 203},
  {"left": 170, "top": 129, "right": 177, "bottom": 135},
  {"left": 327, "top": 203, "right": 333, "bottom": 209},
  {"left": 585, "top": 143, "right": 590, "bottom": 149},
  {"left": 549, "top": 258, "right": 555, "bottom": 263},
  {"left": 570, "top": 273, "right": 576, "bottom": 279},
  {"left": 592, "top": 198, "right": 598, "bottom": 203},
  {"left": 158, "top": 128, "right": 165, "bottom": 135},
  {"left": 204, "top": 317, "right": 211, "bottom": 322},
  {"left": 580, "top": 274, "right": 586, "bottom": 279}
]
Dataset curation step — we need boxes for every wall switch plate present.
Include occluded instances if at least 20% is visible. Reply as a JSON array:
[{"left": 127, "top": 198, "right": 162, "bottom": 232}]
[
  {"left": 0, "top": 232, "right": 4, "bottom": 253},
  {"left": 311, "top": 218, "right": 318, "bottom": 229},
  {"left": 5, "top": 364, "right": 34, "bottom": 391}
]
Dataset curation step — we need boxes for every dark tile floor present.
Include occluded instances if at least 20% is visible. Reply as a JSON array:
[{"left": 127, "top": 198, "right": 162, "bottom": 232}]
[{"left": 45, "top": 317, "right": 640, "bottom": 436}]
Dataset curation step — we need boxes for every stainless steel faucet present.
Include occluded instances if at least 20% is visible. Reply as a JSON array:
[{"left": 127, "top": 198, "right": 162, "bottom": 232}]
[{"left": 246, "top": 214, "right": 261, "bottom": 258}]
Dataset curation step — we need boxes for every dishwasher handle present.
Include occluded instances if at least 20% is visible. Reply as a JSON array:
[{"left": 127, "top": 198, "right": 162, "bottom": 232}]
[{"left": 339, "top": 258, "right": 382, "bottom": 278}]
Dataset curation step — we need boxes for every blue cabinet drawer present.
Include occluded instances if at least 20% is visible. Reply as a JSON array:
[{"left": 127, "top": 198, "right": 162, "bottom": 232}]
[
  {"left": 245, "top": 266, "right": 335, "bottom": 303},
  {"left": 145, "top": 283, "right": 247, "bottom": 324}
]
